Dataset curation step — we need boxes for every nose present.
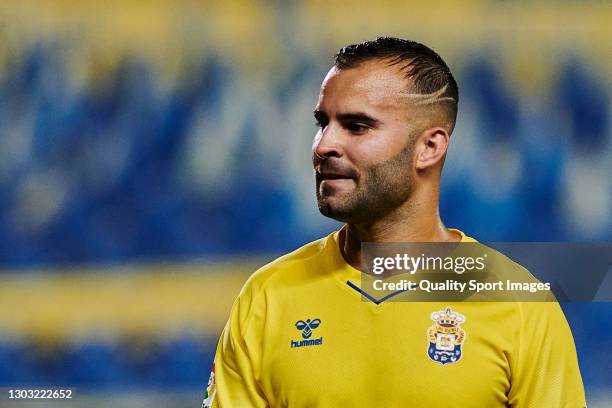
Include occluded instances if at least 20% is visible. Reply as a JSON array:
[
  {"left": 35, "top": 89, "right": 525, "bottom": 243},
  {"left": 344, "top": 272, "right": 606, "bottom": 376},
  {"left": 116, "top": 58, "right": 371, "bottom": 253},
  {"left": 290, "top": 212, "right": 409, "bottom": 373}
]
[{"left": 312, "top": 124, "right": 342, "bottom": 165}]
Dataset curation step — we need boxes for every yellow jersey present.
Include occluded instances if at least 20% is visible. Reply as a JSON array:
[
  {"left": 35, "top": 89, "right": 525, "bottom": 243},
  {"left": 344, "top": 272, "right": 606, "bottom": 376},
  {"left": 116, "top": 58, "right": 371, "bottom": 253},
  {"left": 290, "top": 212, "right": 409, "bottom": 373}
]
[{"left": 203, "top": 229, "right": 586, "bottom": 407}]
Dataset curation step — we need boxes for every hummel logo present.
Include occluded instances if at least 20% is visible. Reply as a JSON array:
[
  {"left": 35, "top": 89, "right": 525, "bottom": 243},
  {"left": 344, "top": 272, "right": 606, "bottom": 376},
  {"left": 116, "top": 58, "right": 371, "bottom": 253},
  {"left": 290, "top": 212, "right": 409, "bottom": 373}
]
[
  {"left": 295, "top": 318, "right": 321, "bottom": 339},
  {"left": 291, "top": 318, "right": 323, "bottom": 348}
]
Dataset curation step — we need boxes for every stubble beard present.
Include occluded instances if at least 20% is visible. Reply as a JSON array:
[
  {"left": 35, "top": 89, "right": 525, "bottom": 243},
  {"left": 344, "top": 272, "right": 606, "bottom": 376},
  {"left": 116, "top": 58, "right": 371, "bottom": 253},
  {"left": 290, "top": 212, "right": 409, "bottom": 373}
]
[{"left": 316, "top": 142, "right": 415, "bottom": 224}]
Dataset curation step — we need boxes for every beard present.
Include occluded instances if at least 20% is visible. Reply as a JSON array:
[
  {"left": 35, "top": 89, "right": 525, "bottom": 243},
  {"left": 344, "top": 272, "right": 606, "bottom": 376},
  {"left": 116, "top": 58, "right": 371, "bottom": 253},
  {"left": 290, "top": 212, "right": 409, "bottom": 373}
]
[{"left": 315, "top": 141, "right": 414, "bottom": 224}]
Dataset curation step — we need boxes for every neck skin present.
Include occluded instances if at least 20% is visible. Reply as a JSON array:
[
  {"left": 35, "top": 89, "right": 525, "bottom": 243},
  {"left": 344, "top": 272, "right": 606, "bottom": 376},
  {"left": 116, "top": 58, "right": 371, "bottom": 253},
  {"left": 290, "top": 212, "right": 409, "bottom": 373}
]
[{"left": 339, "top": 180, "right": 461, "bottom": 271}]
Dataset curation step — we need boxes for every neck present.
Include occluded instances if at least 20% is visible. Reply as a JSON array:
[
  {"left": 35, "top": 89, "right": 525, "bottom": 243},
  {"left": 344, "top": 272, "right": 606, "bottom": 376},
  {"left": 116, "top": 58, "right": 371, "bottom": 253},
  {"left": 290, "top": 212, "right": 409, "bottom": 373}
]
[{"left": 339, "top": 184, "right": 460, "bottom": 270}]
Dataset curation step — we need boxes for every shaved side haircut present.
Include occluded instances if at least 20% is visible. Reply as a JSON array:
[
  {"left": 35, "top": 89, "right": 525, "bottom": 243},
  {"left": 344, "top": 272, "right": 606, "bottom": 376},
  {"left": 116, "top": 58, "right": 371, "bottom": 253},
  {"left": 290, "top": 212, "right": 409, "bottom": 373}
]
[{"left": 334, "top": 37, "right": 459, "bottom": 133}]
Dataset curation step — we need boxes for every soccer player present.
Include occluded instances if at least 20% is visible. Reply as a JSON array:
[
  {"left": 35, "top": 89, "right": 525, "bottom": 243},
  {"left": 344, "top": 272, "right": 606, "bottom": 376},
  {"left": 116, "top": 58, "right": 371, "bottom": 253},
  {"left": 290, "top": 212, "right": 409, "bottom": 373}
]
[{"left": 202, "top": 37, "right": 586, "bottom": 407}]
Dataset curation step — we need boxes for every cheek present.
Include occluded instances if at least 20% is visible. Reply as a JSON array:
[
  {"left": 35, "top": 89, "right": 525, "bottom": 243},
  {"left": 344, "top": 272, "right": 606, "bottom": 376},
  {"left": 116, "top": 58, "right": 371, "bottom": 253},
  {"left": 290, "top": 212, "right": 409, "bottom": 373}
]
[{"left": 350, "top": 129, "right": 409, "bottom": 167}]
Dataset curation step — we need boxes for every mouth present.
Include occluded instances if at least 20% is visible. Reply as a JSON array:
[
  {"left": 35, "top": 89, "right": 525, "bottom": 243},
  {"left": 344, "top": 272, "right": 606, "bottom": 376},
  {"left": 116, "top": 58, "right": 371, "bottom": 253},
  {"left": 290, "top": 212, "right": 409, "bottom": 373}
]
[
  {"left": 316, "top": 172, "right": 356, "bottom": 192},
  {"left": 319, "top": 173, "right": 350, "bottom": 180},
  {"left": 314, "top": 161, "right": 359, "bottom": 190},
  {"left": 317, "top": 171, "right": 354, "bottom": 183}
]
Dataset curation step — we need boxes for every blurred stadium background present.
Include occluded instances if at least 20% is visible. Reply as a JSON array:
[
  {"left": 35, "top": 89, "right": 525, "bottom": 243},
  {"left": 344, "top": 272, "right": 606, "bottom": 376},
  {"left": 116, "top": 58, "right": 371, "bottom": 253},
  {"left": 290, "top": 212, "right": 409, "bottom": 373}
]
[{"left": 0, "top": 0, "right": 610, "bottom": 407}]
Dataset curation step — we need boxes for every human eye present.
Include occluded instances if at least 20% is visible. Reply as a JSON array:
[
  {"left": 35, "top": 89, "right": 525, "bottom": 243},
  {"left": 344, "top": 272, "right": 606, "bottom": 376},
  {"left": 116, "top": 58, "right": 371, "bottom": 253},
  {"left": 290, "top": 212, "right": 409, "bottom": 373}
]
[
  {"left": 313, "top": 112, "right": 328, "bottom": 129},
  {"left": 314, "top": 119, "right": 326, "bottom": 128},
  {"left": 345, "top": 122, "right": 370, "bottom": 134}
]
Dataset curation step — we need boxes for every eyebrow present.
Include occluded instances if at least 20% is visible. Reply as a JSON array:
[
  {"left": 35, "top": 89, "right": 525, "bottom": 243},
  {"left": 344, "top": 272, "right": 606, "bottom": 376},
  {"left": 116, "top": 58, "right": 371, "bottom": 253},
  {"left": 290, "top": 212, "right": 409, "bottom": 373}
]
[{"left": 313, "top": 110, "right": 381, "bottom": 126}]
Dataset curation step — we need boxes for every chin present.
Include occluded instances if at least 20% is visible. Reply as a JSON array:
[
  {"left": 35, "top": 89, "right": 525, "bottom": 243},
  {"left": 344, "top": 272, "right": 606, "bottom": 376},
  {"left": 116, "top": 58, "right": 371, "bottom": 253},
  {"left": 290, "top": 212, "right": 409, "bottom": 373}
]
[{"left": 317, "top": 197, "right": 358, "bottom": 223}]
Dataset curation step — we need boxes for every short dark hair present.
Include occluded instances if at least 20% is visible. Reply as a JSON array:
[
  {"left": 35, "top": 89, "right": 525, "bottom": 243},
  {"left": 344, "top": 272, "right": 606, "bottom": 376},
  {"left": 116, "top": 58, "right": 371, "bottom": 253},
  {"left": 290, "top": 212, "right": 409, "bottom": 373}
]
[{"left": 335, "top": 37, "right": 459, "bottom": 132}]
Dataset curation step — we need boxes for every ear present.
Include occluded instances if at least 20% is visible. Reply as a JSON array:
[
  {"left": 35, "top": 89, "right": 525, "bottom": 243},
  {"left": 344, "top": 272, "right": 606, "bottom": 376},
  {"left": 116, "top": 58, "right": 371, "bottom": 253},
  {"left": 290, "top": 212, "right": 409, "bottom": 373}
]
[{"left": 414, "top": 127, "right": 450, "bottom": 171}]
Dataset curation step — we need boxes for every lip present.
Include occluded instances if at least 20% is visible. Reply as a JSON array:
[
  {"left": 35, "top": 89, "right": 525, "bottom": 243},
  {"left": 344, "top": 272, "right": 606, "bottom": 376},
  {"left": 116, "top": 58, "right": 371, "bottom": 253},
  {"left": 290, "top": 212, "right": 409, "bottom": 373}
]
[
  {"left": 317, "top": 173, "right": 354, "bottom": 188},
  {"left": 317, "top": 171, "right": 353, "bottom": 180},
  {"left": 320, "top": 178, "right": 351, "bottom": 185}
]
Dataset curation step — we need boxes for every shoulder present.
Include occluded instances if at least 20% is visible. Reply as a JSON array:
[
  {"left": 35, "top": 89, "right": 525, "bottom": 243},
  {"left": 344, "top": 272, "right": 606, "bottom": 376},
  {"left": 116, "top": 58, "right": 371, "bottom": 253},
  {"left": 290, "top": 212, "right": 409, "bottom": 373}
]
[
  {"left": 236, "top": 231, "right": 338, "bottom": 304},
  {"left": 456, "top": 229, "right": 544, "bottom": 284},
  {"left": 455, "top": 229, "right": 555, "bottom": 302}
]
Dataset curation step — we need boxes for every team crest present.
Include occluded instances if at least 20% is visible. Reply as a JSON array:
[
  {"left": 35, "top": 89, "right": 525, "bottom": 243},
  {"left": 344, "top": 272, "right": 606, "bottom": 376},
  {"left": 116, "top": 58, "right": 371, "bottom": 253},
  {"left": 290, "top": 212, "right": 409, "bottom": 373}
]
[{"left": 427, "top": 307, "right": 466, "bottom": 365}]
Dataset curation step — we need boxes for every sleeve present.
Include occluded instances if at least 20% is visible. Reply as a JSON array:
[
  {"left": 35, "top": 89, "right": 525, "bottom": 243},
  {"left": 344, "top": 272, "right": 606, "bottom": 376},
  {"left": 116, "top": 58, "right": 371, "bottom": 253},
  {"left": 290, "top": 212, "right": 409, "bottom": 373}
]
[
  {"left": 202, "top": 289, "right": 268, "bottom": 408},
  {"left": 507, "top": 302, "right": 586, "bottom": 408}
]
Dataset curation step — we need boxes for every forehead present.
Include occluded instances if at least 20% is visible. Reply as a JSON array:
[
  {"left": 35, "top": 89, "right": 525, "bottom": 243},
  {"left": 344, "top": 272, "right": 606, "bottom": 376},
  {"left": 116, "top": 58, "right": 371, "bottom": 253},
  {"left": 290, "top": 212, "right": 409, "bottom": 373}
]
[{"left": 317, "top": 59, "right": 412, "bottom": 112}]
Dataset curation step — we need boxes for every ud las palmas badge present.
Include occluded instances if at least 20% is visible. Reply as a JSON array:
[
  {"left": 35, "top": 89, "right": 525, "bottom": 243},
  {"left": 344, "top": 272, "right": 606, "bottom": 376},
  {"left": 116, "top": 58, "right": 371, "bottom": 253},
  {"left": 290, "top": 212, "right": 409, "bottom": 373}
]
[{"left": 427, "top": 307, "right": 466, "bottom": 365}]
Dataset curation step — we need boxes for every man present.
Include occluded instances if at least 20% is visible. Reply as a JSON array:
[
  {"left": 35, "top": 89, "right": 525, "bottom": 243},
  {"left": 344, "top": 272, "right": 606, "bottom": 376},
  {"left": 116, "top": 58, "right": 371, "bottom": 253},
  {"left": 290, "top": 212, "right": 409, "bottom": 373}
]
[{"left": 203, "top": 37, "right": 585, "bottom": 407}]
